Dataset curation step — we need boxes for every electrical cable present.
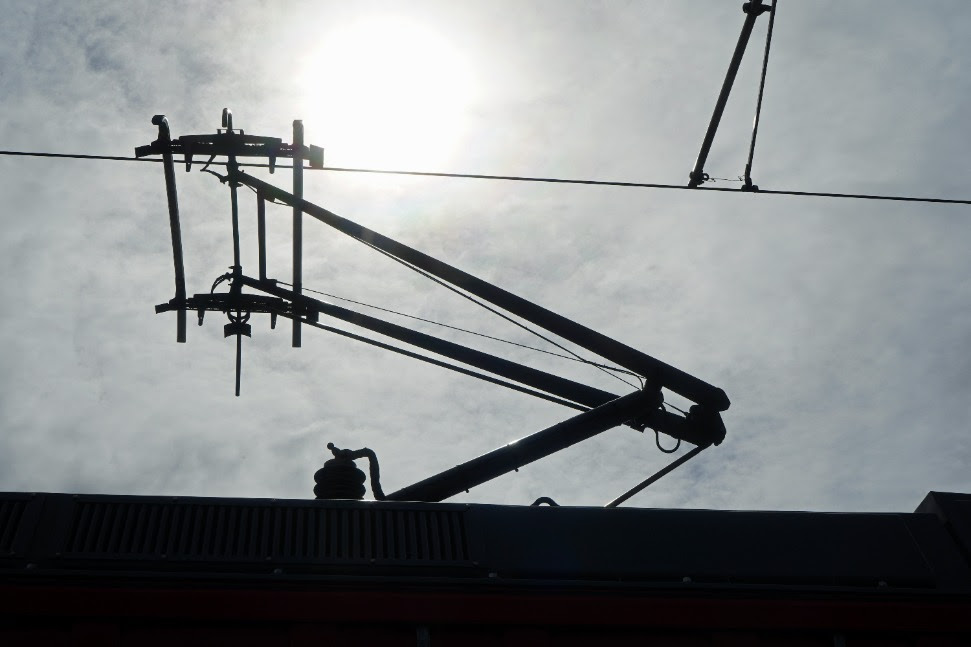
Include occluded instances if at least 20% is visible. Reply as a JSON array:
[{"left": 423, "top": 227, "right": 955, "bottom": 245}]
[
  {"left": 276, "top": 280, "right": 642, "bottom": 378},
  {"left": 353, "top": 236, "right": 643, "bottom": 390},
  {"left": 256, "top": 193, "right": 643, "bottom": 389},
  {"left": 2, "top": 149, "right": 970, "bottom": 206},
  {"left": 655, "top": 429, "right": 681, "bottom": 454}
]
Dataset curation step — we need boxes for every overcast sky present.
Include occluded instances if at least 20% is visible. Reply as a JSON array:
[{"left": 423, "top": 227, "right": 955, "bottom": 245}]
[{"left": 1, "top": 0, "right": 968, "bottom": 513}]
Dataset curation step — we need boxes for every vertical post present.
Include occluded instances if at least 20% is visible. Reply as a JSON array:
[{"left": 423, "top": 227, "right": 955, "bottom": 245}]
[
  {"left": 386, "top": 389, "right": 659, "bottom": 502},
  {"left": 229, "top": 157, "right": 241, "bottom": 273},
  {"left": 292, "top": 120, "right": 304, "bottom": 347},
  {"left": 257, "top": 190, "right": 267, "bottom": 281},
  {"left": 688, "top": 0, "right": 766, "bottom": 187},
  {"left": 743, "top": 0, "right": 777, "bottom": 191},
  {"left": 152, "top": 115, "right": 187, "bottom": 343},
  {"left": 223, "top": 108, "right": 242, "bottom": 276}
]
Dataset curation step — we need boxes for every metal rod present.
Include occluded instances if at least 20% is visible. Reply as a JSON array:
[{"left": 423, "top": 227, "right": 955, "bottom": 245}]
[
  {"left": 688, "top": 0, "right": 766, "bottom": 188},
  {"left": 292, "top": 120, "right": 304, "bottom": 348},
  {"left": 387, "top": 389, "right": 658, "bottom": 502},
  {"left": 229, "top": 171, "right": 730, "bottom": 412},
  {"left": 229, "top": 159, "right": 241, "bottom": 271},
  {"left": 605, "top": 445, "right": 705, "bottom": 508},
  {"left": 744, "top": 0, "right": 777, "bottom": 189},
  {"left": 235, "top": 332, "right": 242, "bottom": 397},
  {"left": 257, "top": 190, "right": 267, "bottom": 281},
  {"left": 152, "top": 115, "right": 187, "bottom": 343},
  {"left": 238, "top": 275, "right": 621, "bottom": 409}
]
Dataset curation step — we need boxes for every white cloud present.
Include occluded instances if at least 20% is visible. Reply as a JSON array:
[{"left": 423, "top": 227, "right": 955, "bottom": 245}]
[{"left": 0, "top": 1, "right": 968, "bottom": 513}]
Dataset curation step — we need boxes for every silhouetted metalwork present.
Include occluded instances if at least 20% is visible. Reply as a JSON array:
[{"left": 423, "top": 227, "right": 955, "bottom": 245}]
[
  {"left": 136, "top": 111, "right": 323, "bottom": 395},
  {"left": 292, "top": 120, "right": 304, "bottom": 348},
  {"left": 388, "top": 390, "right": 664, "bottom": 503},
  {"left": 140, "top": 110, "right": 728, "bottom": 504},
  {"left": 150, "top": 116, "right": 187, "bottom": 343},
  {"left": 314, "top": 443, "right": 386, "bottom": 500},
  {"left": 232, "top": 172, "right": 730, "bottom": 414},
  {"left": 605, "top": 444, "right": 706, "bottom": 508},
  {"left": 743, "top": 0, "right": 778, "bottom": 191},
  {"left": 688, "top": 0, "right": 772, "bottom": 188}
]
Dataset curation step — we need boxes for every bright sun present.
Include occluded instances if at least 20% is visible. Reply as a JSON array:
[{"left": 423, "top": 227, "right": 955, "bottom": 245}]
[{"left": 299, "top": 16, "right": 476, "bottom": 170}]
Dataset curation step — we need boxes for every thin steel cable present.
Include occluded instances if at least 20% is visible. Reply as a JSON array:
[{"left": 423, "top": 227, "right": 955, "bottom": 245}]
[
  {"left": 2, "top": 149, "right": 970, "bottom": 205},
  {"left": 276, "top": 280, "right": 641, "bottom": 377}
]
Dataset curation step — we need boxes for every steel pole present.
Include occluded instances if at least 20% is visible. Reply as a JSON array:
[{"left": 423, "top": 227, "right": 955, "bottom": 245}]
[
  {"left": 605, "top": 445, "right": 705, "bottom": 508},
  {"left": 152, "top": 115, "right": 187, "bottom": 343},
  {"left": 292, "top": 120, "right": 304, "bottom": 348},
  {"left": 387, "top": 389, "right": 659, "bottom": 502}
]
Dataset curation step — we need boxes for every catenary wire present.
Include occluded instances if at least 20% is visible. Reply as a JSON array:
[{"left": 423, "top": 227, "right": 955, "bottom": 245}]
[
  {"left": 275, "top": 280, "right": 642, "bottom": 378},
  {"left": 2, "top": 149, "right": 970, "bottom": 206}
]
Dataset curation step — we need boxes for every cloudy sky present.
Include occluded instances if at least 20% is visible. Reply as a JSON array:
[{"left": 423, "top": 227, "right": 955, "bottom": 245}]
[{"left": 1, "top": 0, "right": 968, "bottom": 513}]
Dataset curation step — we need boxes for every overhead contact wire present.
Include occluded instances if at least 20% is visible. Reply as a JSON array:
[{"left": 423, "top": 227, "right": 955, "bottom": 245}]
[{"left": 2, "top": 149, "right": 970, "bottom": 206}]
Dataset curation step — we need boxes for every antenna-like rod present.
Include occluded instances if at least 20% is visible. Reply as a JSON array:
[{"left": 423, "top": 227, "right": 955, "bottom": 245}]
[
  {"left": 150, "top": 115, "right": 187, "bottom": 343},
  {"left": 292, "top": 120, "right": 304, "bottom": 348},
  {"left": 743, "top": 0, "right": 778, "bottom": 191}
]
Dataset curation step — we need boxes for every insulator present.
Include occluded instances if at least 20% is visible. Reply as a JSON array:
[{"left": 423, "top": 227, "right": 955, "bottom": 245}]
[{"left": 313, "top": 457, "right": 367, "bottom": 500}]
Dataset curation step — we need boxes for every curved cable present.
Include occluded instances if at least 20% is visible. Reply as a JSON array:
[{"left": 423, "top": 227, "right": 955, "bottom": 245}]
[{"left": 655, "top": 429, "right": 681, "bottom": 454}]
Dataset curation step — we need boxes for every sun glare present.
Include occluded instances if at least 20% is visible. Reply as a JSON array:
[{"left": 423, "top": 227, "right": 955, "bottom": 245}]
[{"left": 299, "top": 16, "right": 476, "bottom": 170}]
